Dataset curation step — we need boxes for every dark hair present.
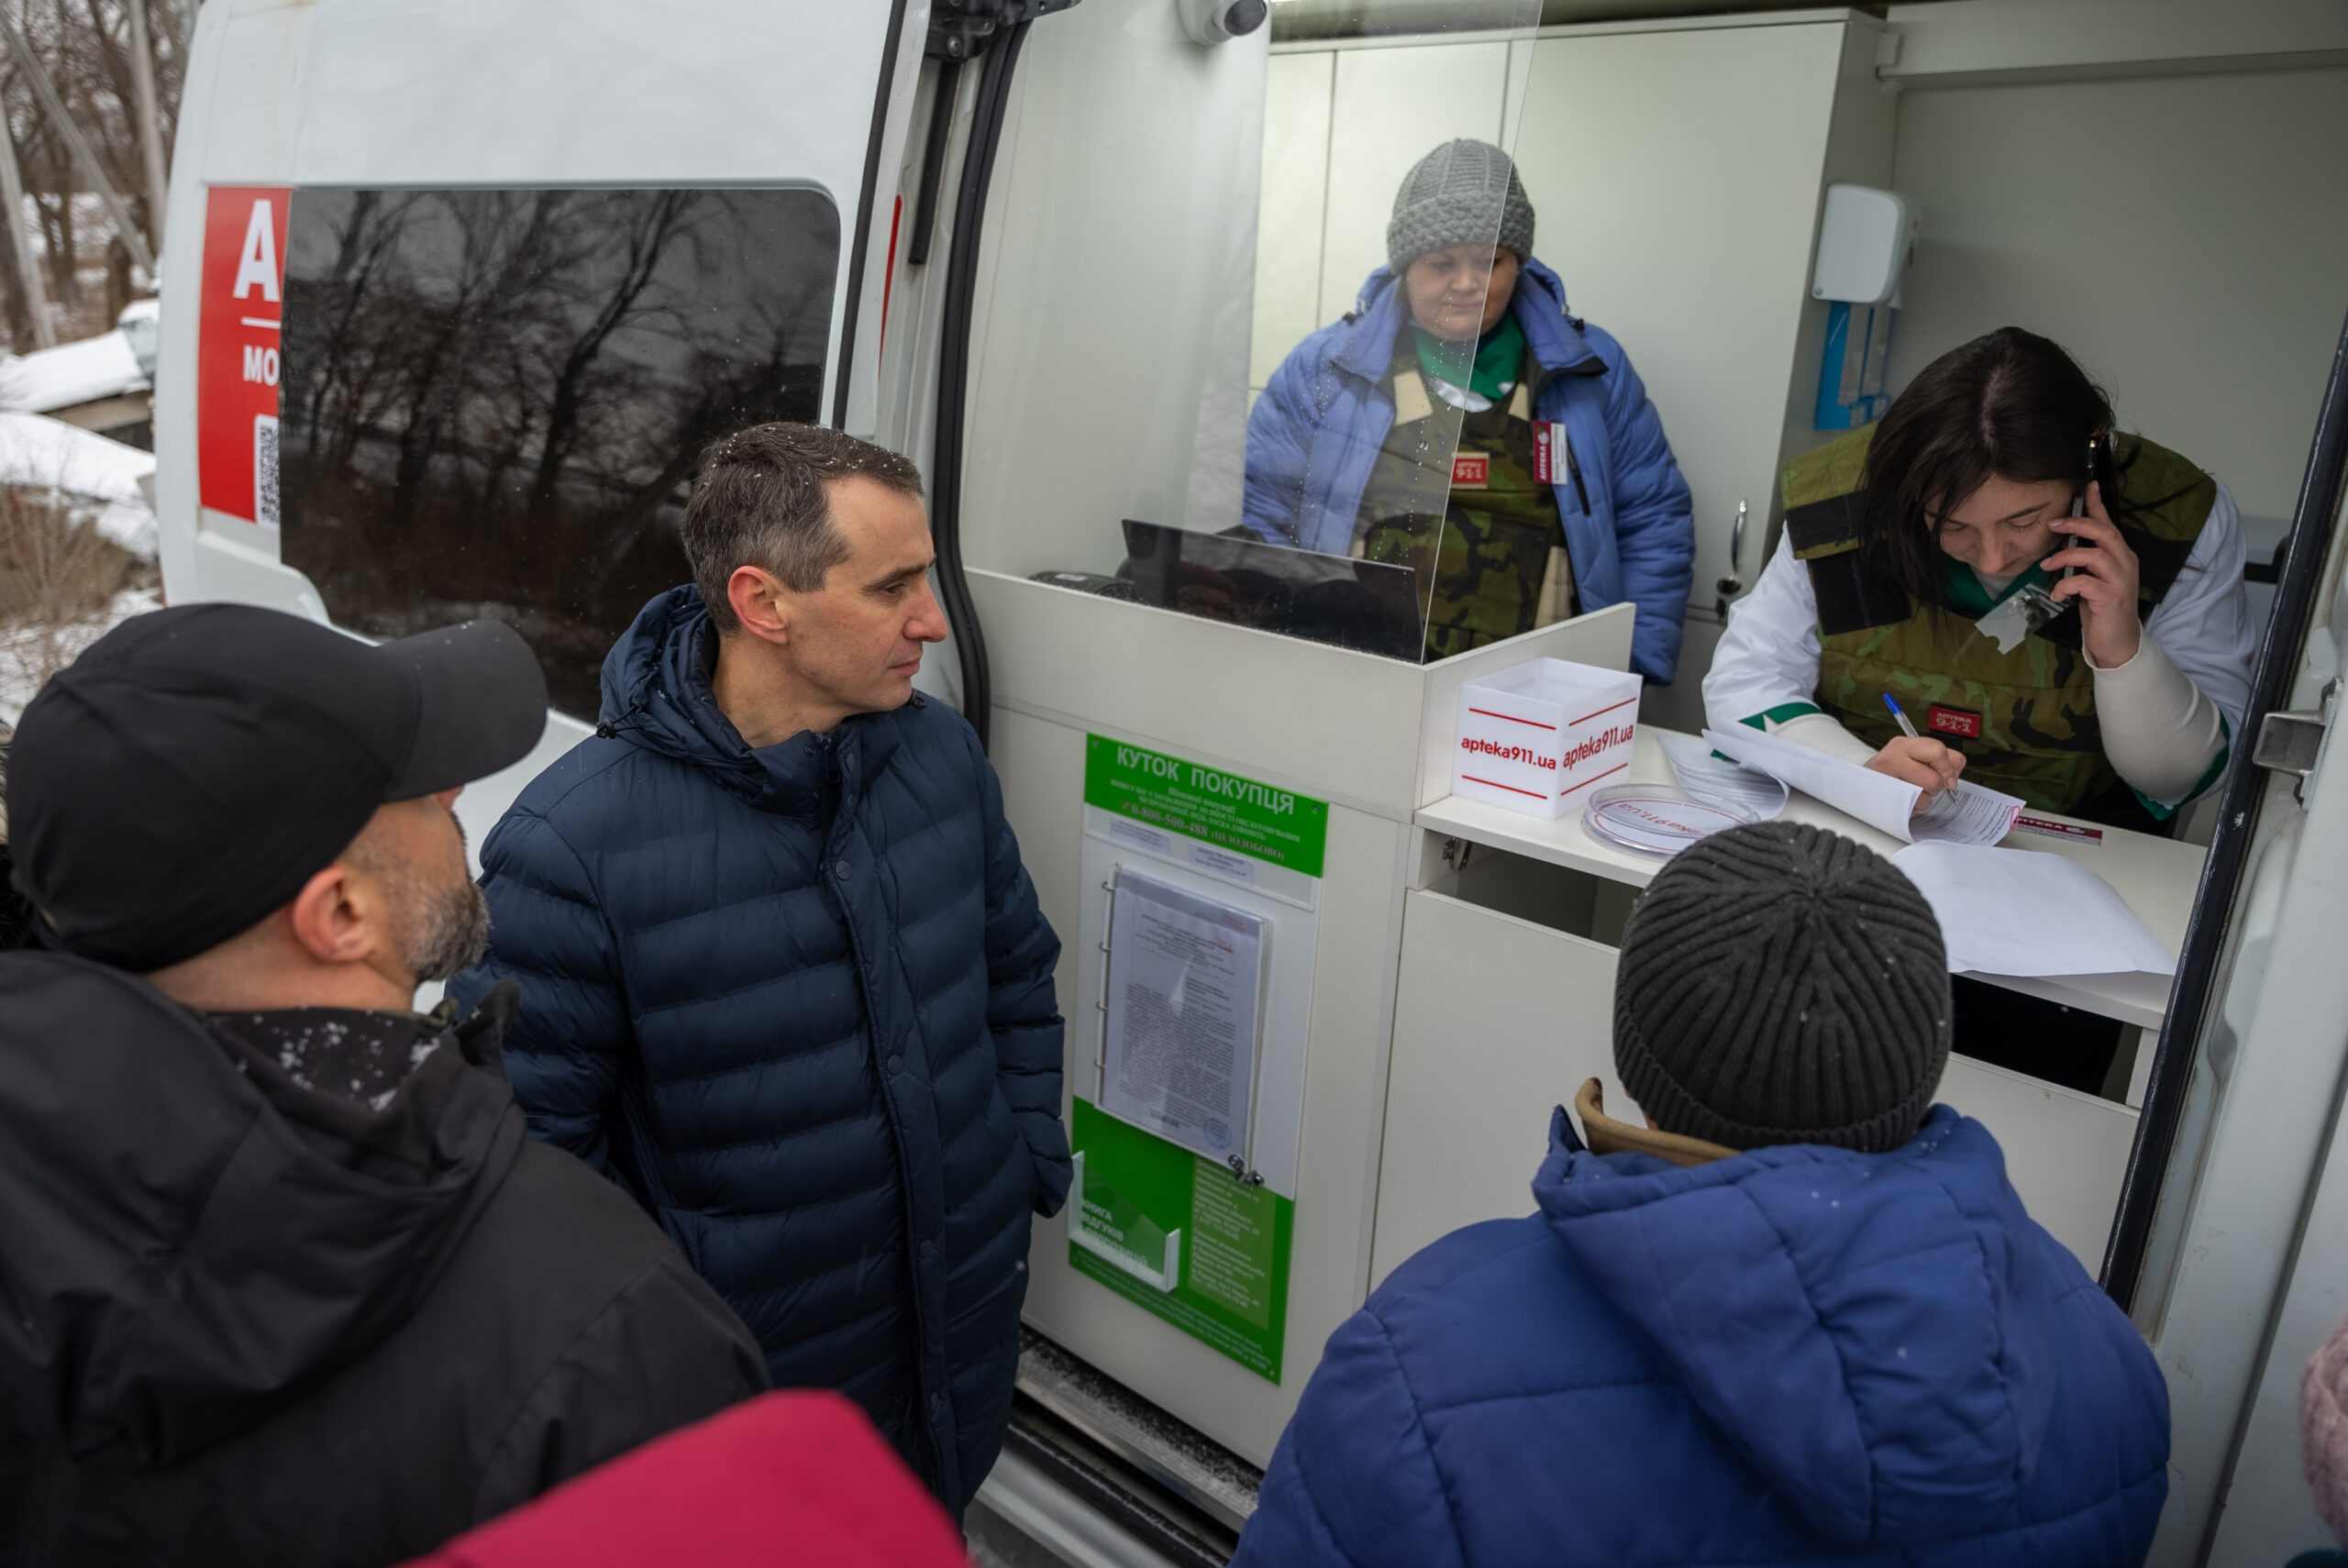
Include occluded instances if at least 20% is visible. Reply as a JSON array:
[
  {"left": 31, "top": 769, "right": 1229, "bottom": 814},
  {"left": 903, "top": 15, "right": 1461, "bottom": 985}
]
[
  {"left": 681, "top": 423, "right": 925, "bottom": 632},
  {"left": 1861, "top": 327, "right": 2153, "bottom": 608}
]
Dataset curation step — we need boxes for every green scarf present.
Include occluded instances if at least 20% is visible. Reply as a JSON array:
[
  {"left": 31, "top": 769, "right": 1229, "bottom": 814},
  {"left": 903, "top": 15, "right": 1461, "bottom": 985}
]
[{"left": 1414, "top": 311, "right": 1525, "bottom": 403}]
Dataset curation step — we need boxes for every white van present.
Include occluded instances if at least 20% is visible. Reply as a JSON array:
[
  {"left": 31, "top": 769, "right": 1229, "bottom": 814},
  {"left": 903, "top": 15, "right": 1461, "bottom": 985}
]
[{"left": 151, "top": 3, "right": 2348, "bottom": 1562}]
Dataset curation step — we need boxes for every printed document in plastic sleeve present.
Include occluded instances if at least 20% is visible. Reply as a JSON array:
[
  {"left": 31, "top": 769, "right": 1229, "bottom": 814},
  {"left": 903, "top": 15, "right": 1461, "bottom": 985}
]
[
  {"left": 1102, "top": 871, "right": 1267, "bottom": 1165},
  {"left": 1701, "top": 727, "right": 2022, "bottom": 845}
]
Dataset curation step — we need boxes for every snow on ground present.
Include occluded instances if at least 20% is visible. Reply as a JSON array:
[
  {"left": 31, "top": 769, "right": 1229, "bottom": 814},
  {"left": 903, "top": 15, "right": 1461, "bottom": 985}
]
[
  {"left": 0, "top": 586, "right": 160, "bottom": 730},
  {"left": 0, "top": 411, "right": 159, "bottom": 558}
]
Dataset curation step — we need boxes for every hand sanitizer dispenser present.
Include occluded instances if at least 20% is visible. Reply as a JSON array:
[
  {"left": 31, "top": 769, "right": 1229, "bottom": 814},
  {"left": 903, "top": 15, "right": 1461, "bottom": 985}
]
[
  {"left": 1811, "top": 184, "right": 1920, "bottom": 430},
  {"left": 1812, "top": 184, "right": 1919, "bottom": 306}
]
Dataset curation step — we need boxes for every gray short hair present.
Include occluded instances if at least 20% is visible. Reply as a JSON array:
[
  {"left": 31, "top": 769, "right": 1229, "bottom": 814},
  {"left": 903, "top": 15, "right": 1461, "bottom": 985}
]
[{"left": 681, "top": 423, "right": 926, "bottom": 632}]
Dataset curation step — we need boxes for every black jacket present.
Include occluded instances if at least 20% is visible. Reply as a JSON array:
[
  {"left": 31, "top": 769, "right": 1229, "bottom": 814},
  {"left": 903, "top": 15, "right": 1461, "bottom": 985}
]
[{"left": 0, "top": 953, "right": 770, "bottom": 1567}]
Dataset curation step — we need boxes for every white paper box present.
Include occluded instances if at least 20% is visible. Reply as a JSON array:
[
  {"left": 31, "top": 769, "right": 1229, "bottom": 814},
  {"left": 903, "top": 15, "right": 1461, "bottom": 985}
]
[{"left": 1453, "top": 657, "right": 1641, "bottom": 819}]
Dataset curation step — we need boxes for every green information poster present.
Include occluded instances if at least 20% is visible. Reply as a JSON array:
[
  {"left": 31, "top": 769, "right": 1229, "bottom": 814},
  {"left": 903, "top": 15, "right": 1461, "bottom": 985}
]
[
  {"left": 1084, "top": 734, "right": 1328, "bottom": 878},
  {"left": 1069, "top": 1097, "right": 1294, "bottom": 1382}
]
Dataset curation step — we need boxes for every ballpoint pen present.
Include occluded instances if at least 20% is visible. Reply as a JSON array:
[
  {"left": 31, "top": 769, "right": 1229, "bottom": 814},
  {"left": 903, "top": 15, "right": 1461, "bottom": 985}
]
[{"left": 1883, "top": 693, "right": 1956, "bottom": 815}]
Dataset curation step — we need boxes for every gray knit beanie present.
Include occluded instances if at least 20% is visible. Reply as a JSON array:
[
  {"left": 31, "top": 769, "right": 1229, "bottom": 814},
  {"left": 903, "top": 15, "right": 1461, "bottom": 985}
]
[
  {"left": 1387, "top": 139, "right": 1536, "bottom": 274},
  {"left": 1612, "top": 822, "right": 1951, "bottom": 1154}
]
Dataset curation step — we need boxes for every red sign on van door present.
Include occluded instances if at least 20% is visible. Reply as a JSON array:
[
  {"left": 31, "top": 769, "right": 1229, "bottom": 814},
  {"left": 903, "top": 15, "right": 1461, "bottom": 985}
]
[{"left": 197, "top": 187, "right": 291, "bottom": 527}]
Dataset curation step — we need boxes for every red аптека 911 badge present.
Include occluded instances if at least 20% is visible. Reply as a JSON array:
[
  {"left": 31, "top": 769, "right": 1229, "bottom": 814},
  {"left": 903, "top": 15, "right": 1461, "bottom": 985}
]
[{"left": 1926, "top": 704, "right": 1983, "bottom": 739}]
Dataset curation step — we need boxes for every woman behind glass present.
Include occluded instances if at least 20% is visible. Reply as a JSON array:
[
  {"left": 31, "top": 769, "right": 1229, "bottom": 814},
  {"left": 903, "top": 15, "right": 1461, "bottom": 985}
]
[{"left": 1241, "top": 139, "right": 1693, "bottom": 679}]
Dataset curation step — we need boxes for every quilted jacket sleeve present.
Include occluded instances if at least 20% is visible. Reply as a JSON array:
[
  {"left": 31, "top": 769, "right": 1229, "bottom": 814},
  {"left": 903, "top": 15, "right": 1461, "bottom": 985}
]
[
  {"left": 974, "top": 744, "right": 1072, "bottom": 1216},
  {"left": 456, "top": 807, "right": 633, "bottom": 1176},
  {"left": 1594, "top": 328, "right": 1695, "bottom": 685},
  {"left": 1240, "top": 339, "right": 1322, "bottom": 547},
  {"left": 1230, "top": 1308, "right": 1464, "bottom": 1568}
]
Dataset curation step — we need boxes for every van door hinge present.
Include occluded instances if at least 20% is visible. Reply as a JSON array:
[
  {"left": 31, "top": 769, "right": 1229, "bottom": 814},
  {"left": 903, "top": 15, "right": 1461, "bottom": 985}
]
[
  {"left": 926, "top": 0, "right": 1080, "bottom": 61},
  {"left": 2253, "top": 678, "right": 2339, "bottom": 803}
]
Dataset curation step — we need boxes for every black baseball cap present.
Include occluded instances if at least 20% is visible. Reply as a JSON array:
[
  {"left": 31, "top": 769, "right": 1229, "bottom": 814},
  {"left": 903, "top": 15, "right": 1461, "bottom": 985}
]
[{"left": 6, "top": 603, "right": 548, "bottom": 972}]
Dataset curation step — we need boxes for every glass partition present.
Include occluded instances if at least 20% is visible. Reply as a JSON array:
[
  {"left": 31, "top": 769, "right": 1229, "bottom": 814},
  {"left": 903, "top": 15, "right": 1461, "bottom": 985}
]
[
  {"left": 962, "top": 0, "right": 1543, "bottom": 664},
  {"left": 278, "top": 187, "right": 839, "bottom": 718}
]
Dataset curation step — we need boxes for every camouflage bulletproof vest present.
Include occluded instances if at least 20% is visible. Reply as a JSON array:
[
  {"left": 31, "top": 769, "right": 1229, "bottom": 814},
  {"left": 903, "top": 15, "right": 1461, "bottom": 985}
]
[
  {"left": 1784, "top": 425, "right": 2216, "bottom": 814},
  {"left": 1354, "top": 337, "right": 1575, "bottom": 660}
]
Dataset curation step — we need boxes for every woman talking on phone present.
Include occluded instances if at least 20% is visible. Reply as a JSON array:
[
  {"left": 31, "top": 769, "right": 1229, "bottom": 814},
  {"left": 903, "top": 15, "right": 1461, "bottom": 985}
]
[
  {"left": 1705, "top": 326, "right": 2256, "bottom": 1090},
  {"left": 1707, "top": 326, "right": 2254, "bottom": 833}
]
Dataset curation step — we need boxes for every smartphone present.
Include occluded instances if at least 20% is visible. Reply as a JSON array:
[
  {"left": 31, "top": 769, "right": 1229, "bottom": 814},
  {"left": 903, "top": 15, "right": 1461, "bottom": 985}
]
[{"left": 2060, "top": 432, "right": 2111, "bottom": 582}]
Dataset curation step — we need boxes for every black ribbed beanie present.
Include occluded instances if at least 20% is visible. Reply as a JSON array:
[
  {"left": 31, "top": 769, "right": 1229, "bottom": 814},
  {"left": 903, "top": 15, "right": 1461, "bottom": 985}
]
[{"left": 1613, "top": 822, "right": 1951, "bottom": 1154}]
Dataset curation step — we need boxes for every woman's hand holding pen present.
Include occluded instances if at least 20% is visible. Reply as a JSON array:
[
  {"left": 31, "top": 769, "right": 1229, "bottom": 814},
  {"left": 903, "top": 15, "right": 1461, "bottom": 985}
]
[
  {"left": 2043, "top": 480, "right": 2144, "bottom": 669},
  {"left": 1866, "top": 735, "right": 1966, "bottom": 807},
  {"left": 1868, "top": 694, "right": 1965, "bottom": 808}
]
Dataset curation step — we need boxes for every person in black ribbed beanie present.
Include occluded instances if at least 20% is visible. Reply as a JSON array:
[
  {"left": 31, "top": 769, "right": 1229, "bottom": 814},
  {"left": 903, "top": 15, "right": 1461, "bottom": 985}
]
[{"left": 1613, "top": 820, "right": 1951, "bottom": 1154}]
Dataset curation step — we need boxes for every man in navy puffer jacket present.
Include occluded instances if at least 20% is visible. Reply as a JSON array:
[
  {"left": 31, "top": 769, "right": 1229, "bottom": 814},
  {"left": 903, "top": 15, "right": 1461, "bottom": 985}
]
[
  {"left": 452, "top": 425, "right": 1069, "bottom": 1510},
  {"left": 1235, "top": 822, "right": 2170, "bottom": 1567}
]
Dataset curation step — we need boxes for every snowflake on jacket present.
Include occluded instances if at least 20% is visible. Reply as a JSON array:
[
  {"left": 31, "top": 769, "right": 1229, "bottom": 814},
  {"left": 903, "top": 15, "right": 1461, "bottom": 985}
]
[{"left": 452, "top": 584, "right": 1071, "bottom": 1508}]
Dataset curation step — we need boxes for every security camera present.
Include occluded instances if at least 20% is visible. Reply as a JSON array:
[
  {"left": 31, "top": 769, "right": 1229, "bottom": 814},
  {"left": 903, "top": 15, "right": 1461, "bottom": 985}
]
[{"left": 1177, "top": 0, "right": 1266, "bottom": 45}]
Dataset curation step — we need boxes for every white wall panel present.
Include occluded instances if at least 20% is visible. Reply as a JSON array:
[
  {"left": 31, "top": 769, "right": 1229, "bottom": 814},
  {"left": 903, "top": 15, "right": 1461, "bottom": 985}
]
[
  {"left": 1374, "top": 889, "right": 1622, "bottom": 1289},
  {"left": 1887, "top": 66, "right": 2348, "bottom": 525},
  {"left": 1511, "top": 21, "right": 1859, "bottom": 624},
  {"left": 1317, "top": 42, "right": 1512, "bottom": 324},
  {"left": 1251, "top": 52, "right": 1335, "bottom": 392}
]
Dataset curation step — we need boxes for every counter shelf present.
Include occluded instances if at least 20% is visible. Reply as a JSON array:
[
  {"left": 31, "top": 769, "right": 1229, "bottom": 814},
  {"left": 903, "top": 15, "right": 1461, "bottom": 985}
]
[{"left": 1390, "top": 723, "right": 2199, "bottom": 1281}]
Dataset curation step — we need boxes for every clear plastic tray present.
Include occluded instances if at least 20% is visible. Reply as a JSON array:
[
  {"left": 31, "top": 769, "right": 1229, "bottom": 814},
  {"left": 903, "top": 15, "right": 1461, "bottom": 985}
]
[{"left": 1583, "top": 783, "right": 1756, "bottom": 856}]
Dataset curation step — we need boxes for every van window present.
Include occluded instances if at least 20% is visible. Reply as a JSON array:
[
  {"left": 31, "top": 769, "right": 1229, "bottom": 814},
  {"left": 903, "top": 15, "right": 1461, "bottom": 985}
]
[{"left": 278, "top": 187, "right": 840, "bottom": 718}]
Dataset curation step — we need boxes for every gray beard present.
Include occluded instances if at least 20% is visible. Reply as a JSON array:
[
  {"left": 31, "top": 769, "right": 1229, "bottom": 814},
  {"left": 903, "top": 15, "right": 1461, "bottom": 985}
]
[{"left": 402, "top": 873, "right": 491, "bottom": 984}]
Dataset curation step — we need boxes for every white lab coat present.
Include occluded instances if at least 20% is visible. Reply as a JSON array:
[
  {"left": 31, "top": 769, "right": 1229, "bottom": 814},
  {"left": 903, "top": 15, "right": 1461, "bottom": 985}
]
[{"left": 1703, "top": 480, "right": 2258, "bottom": 804}]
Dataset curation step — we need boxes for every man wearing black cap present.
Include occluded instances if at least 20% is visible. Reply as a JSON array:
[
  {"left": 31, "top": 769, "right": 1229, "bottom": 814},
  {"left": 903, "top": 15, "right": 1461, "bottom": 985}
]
[
  {"left": 1234, "top": 822, "right": 2172, "bottom": 1568},
  {"left": 0, "top": 604, "right": 768, "bottom": 1567}
]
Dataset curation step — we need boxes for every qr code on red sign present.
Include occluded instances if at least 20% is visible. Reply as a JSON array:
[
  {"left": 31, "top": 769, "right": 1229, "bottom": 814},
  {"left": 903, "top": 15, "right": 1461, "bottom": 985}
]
[{"left": 253, "top": 414, "right": 280, "bottom": 528}]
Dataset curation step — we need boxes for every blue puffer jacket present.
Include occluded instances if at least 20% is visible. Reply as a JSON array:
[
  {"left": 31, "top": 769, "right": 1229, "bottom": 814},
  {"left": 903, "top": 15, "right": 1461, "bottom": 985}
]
[
  {"left": 1241, "top": 259, "right": 1695, "bottom": 682},
  {"left": 450, "top": 586, "right": 1070, "bottom": 1507},
  {"left": 1235, "top": 1106, "right": 2170, "bottom": 1567}
]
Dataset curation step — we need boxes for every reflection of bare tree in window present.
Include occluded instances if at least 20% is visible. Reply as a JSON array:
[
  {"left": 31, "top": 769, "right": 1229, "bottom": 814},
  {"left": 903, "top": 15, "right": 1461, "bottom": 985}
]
[
  {"left": 279, "top": 187, "right": 838, "bottom": 717},
  {"left": 529, "top": 190, "right": 692, "bottom": 520}
]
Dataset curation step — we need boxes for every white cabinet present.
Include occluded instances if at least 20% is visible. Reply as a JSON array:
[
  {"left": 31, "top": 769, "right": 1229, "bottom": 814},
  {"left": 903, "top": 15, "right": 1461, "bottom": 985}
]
[
  {"left": 1374, "top": 888, "right": 1623, "bottom": 1287},
  {"left": 1379, "top": 861, "right": 2141, "bottom": 1282}
]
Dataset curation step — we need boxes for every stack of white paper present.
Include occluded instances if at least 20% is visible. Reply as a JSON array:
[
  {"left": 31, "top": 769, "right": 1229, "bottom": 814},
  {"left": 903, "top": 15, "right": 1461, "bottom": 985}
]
[
  {"left": 1890, "top": 842, "right": 2175, "bottom": 977},
  {"left": 1701, "top": 726, "right": 2024, "bottom": 847}
]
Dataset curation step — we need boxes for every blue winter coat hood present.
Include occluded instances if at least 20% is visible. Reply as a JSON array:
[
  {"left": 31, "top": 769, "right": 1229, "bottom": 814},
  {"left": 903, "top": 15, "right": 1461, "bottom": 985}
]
[
  {"left": 596, "top": 583, "right": 882, "bottom": 817},
  {"left": 1235, "top": 1101, "right": 2165, "bottom": 1567},
  {"left": 1536, "top": 1104, "right": 2064, "bottom": 1546},
  {"left": 1235, "top": 1099, "right": 2165, "bottom": 1567}
]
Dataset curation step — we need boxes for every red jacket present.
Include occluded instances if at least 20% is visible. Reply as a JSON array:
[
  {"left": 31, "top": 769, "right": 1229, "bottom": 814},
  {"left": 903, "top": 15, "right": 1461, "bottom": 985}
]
[{"left": 407, "top": 1391, "right": 970, "bottom": 1568}]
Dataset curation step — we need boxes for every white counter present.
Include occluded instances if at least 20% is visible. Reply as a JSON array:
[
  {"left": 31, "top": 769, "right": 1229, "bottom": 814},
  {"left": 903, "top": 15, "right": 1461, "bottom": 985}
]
[{"left": 1414, "top": 724, "right": 2206, "bottom": 1032}]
